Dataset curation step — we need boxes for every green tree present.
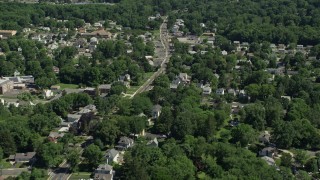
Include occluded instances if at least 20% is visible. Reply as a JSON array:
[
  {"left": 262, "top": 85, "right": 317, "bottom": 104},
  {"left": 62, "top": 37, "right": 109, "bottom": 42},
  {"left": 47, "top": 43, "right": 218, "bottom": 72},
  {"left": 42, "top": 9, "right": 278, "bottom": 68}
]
[
  {"left": 67, "top": 149, "right": 81, "bottom": 172},
  {"left": 280, "top": 153, "right": 292, "bottom": 167},
  {"left": 83, "top": 144, "right": 104, "bottom": 168},
  {"left": 231, "top": 124, "right": 257, "bottom": 147}
]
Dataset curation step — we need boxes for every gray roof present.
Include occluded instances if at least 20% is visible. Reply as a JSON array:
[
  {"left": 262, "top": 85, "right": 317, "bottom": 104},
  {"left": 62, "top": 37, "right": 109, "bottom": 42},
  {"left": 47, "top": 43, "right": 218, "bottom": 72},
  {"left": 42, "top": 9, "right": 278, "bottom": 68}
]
[
  {"left": 118, "top": 136, "right": 134, "bottom": 145},
  {"left": 14, "top": 152, "right": 36, "bottom": 160},
  {"left": 96, "top": 164, "right": 113, "bottom": 172},
  {"left": 107, "top": 148, "right": 119, "bottom": 158},
  {"left": 147, "top": 138, "right": 158, "bottom": 147},
  {"left": 0, "top": 79, "right": 11, "bottom": 85},
  {"left": 99, "top": 84, "right": 112, "bottom": 89},
  {"left": 152, "top": 105, "right": 162, "bottom": 112}
]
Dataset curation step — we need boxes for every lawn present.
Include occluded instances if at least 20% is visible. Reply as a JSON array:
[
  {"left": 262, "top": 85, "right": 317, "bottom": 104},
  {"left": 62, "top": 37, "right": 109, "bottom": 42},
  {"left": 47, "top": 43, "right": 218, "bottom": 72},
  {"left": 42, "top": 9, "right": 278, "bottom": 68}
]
[
  {"left": 0, "top": 160, "right": 13, "bottom": 168},
  {"left": 125, "top": 72, "right": 154, "bottom": 95},
  {"left": 54, "top": 83, "right": 79, "bottom": 89},
  {"left": 126, "top": 86, "right": 140, "bottom": 94},
  {"left": 69, "top": 172, "right": 91, "bottom": 180}
]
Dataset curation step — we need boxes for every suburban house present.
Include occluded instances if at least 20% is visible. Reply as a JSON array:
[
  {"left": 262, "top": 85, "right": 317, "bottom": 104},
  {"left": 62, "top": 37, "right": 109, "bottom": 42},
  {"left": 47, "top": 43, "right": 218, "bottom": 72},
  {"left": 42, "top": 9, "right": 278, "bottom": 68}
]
[
  {"left": 98, "top": 84, "right": 112, "bottom": 94},
  {"left": 259, "top": 147, "right": 277, "bottom": 158},
  {"left": 259, "top": 131, "right": 271, "bottom": 144},
  {"left": 106, "top": 149, "right": 120, "bottom": 164},
  {"left": 94, "top": 164, "right": 113, "bottom": 180},
  {"left": 152, "top": 104, "right": 162, "bottom": 119},
  {"left": 0, "top": 30, "right": 17, "bottom": 39},
  {"left": 48, "top": 132, "right": 65, "bottom": 143},
  {"left": 84, "top": 87, "right": 96, "bottom": 96},
  {"left": 115, "top": 136, "right": 134, "bottom": 151},
  {"left": 67, "top": 114, "right": 82, "bottom": 123},
  {"left": 81, "top": 29, "right": 112, "bottom": 39},
  {"left": 9, "top": 152, "right": 36, "bottom": 163},
  {"left": 178, "top": 73, "right": 191, "bottom": 84},
  {"left": 147, "top": 137, "right": 159, "bottom": 147},
  {"left": 43, "top": 89, "right": 54, "bottom": 99},
  {"left": 261, "top": 156, "right": 276, "bottom": 166},
  {"left": 202, "top": 86, "right": 212, "bottom": 95},
  {"left": 216, "top": 88, "right": 225, "bottom": 95},
  {"left": 3, "top": 75, "right": 35, "bottom": 88},
  {"left": 0, "top": 79, "right": 14, "bottom": 94}
]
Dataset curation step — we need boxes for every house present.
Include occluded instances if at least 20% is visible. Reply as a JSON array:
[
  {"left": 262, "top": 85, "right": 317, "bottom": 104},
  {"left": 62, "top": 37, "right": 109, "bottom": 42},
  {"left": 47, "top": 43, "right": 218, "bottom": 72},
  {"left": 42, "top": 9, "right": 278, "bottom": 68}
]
[
  {"left": 0, "top": 79, "right": 14, "bottom": 94},
  {"left": 106, "top": 149, "right": 119, "bottom": 164},
  {"left": 221, "top": 50, "right": 228, "bottom": 56},
  {"left": 78, "top": 104, "right": 97, "bottom": 115},
  {"left": 261, "top": 156, "right": 276, "bottom": 166},
  {"left": 202, "top": 86, "right": 212, "bottom": 95},
  {"left": 51, "top": 85, "right": 61, "bottom": 90},
  {"left": 152, "top": 104, "right": 162, "bottom": 119},
  {"left": 0, "top": 30, "right": 17, "bottom": 38},
  {"left": 52, "top": 66, "right": 60, "bottom": 73},
  {"left": 259, "top": 147, "right": 277, "bottom": 158},
  {"left": 82, "top": 29, "right": 112, "bottom": 39},
  {"left": 67, "top": 114, "right": 82, "bottom": 122},
  {"left": 178, "top": 73, "right": 191, "bottom": 84},
  {"left": 216, "top": 88, "right": 225, "bottom": 95},
  {"left": 43, "top": 89, "right": 54, "bottom": 99},
  {"left": 9, "top": 152, "right": 36, "bottom": 163},
  {"left": 116, "top": 136, "right": 134, "bottom": 150},
  {"left": 84, "top": 87, "right": 96, "bottom": 96},
  {"left": 119, "top": 74, "right": 131, "bottom": 82},
  {"left": 227, "top": 89, "right": 236, "bottom": 96},
  {"left": 94, "top": 164, "right": 113, "bottom": 180},
  {"left": 259, "top": 131, "right": 271, "bottom": 144},
  {"left": 90, "top": 37, "right": 99, "bottom": 45},
  {"left": 147, "top": 137, "right": 159, "bottom": 147},
  {"left": 48, "top": 132, "right": 65, "bottom": 143},
  {"left": 3, "top": 75, "right": 34, "bottom": 85}
]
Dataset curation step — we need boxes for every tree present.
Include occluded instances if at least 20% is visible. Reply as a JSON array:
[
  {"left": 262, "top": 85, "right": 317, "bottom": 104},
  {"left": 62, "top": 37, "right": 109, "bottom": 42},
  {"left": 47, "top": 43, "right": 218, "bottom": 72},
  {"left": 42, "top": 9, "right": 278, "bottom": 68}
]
[
  {"left": 0, "top": 127, "right": 16, "bottom": 156},
  {"left": 67, "top": 149, "right": 81, "bottom": 172},
  {"left": 241, "top": 103, "right": 266, "bottom": 130},
  {"left": 38, "top": 142, "right": 63, "bottom": 168},
  {"left": 230, "top": 124, "right": 257, "bottom": 147},
  {"left": 280, "top": 153, "right": 292, "bottom": 167},
  {"left": 83, "top": 144, "right": 104, "bottom": 168},
  {"left": 0, "top": 147, "right": 3, "bottom": 160},
  {"left": 154, "top": 106, "right": 174, "bottom": 134},
  {"left": 94, "top": 120, "right": 120, "bottom": 145}
]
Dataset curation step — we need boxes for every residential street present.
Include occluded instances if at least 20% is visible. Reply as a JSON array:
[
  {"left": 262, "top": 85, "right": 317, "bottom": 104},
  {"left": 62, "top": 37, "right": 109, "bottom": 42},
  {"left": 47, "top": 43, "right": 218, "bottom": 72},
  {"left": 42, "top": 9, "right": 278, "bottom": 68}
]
[
  {"left": 130, "top": 16, "right": 170, "bottom": 98},
  {"left": 0, "top": 168, "right": 29, "bottom": 177},
  {"left": 48, "top": 161, "right": 71, "bottom": 180}
]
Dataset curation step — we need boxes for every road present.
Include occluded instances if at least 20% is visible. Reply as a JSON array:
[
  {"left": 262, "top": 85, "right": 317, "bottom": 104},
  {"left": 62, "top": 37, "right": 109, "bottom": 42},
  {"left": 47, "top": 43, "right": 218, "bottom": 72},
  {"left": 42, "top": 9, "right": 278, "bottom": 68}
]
[
  {"left": 48, "top": 161, "right": 71, "bottom": 180},
  {"left": 129, "top": 16, "right": 170, "bottom": 98},
  {"left": 0, "top": 168, "right": 29, "bottom": 177}
]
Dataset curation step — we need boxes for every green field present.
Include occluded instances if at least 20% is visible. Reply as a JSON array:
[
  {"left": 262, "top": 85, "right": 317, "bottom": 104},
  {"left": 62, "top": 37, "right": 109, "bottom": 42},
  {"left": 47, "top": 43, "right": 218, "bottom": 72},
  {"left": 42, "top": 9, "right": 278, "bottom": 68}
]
[
  {"left": 0, "top": 160, "right": 13, "bottom": 168},
  {"left": 69, "top": 172, "right": 91, "bottom": 180},
  {"left": 125, "top": 72, "right": 154, "bottom": 95},
  {"left": 54, "top": 83, "right": 79, "bottom": 89}
]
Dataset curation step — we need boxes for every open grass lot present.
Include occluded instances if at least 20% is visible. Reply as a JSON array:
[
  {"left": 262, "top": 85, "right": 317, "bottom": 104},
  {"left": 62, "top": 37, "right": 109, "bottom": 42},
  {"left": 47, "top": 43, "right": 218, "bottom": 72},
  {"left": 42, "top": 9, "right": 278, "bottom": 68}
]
[
  {"left": 126, "top": 86, "right": 140, "bottom": 94},
  {"left": 69, "top": 172, "right": 91, "bottom": 180},
  {"left": 54, "top": 83, "right": 79, "bottom": 89},
  {"left": 125, "top": 72, "right": 154, "bottom": 95},
  {"left": 0, "top": 160, "right": 13, "bottom": 168}
]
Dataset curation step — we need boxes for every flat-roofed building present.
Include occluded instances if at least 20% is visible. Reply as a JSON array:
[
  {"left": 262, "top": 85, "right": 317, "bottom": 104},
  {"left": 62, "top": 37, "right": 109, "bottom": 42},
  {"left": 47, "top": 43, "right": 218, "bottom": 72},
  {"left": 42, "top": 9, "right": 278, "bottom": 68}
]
[{"left": 0, "top": 30, "right": 17, "bottom": 39}]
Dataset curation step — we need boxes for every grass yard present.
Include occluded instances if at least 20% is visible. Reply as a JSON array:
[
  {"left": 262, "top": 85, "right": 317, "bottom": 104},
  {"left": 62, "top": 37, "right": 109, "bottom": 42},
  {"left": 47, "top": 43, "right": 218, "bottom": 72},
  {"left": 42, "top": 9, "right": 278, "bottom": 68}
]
[
  {"left": 1, "top": 160, "right": 13, "bottom": 168},
  {"left": 69, "top": 172, "right": 91, "bottom": 180},
  {"left": 125, "top": 72, "right": 155, "bottom": 95},
  {"left": 126, "top": 86, "right": 140, "bottom": 94},
  {"left": 54, "top": 83, "right": 79, "bottom": 89}
]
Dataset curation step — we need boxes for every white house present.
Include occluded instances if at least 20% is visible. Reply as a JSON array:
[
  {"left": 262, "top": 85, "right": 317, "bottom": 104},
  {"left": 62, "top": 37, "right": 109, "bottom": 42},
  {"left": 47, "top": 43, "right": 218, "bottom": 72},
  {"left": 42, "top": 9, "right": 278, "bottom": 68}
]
[
  {"left": 216, "top": 88, "right": 225, "bottom": 95},
  {"left": 106, "top": 149, "right": 120, "bottom": 164}
]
